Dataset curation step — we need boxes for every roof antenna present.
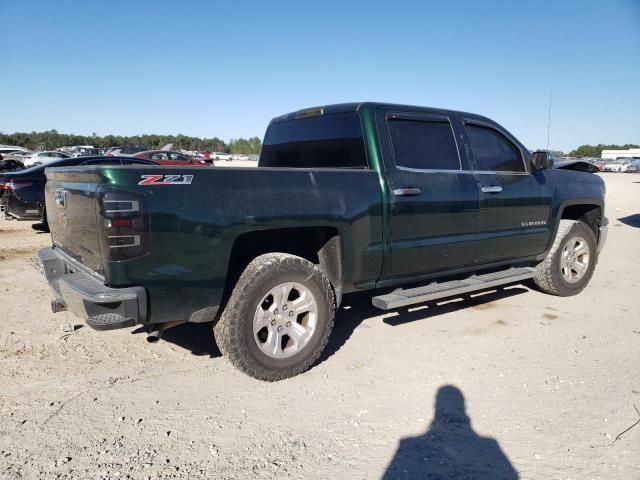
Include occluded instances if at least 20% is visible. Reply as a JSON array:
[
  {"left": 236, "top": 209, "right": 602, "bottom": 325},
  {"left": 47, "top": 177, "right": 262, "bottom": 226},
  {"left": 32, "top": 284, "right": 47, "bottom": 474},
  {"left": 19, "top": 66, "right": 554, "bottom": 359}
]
[{"left": 546, "top": 90, "right": 552, "bottom": 151}]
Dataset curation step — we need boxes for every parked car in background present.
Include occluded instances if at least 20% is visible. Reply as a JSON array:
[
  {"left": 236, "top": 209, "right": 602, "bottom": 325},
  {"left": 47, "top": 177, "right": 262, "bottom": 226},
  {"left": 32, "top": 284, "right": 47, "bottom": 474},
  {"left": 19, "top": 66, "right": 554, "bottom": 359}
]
[
  {"left": 1, "top": 156, "right": 158, "bottom": 224},
  {"left": 0, "top": 145, "right": 32, "bottom": 156},
  {"left": 22, "top": 151, "right": 71, "bottom": 167},
  {"left": 625, "top": 159, "right": 640, "bottom": 173},
  {"left": 72, "top": 147, "right": 103, "bottom": 157},
  {"left": 133, "top": 150, "right": 209, "bottom": 166},
  {"left": 592, "top": 160, "right": 607, "bottom": 171},
  {"left": 1, "top": 149, "right": 34, "bottom": 162},
  {"left": 200, "top": 150, "right": 213, "bottom": 163},
  {"left": 553, "top": 158, "right": 600, "bottom": 173},
  {"left": 105, "top": 146, "right": 148, "bottom": 156},
  {"left": 212, "top": 152, "right": 232, "bottom": 161},
  {"left": 0, "top": 159, "right": 26, "bottom": 173},
  {"left": 603, "top": 160, "right": 632, "bottom": 172}
]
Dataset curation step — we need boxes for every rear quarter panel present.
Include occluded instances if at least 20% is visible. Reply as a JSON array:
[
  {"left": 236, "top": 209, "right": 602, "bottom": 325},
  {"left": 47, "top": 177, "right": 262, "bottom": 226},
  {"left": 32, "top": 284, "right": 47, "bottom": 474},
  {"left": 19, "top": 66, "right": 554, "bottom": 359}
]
[{"left": 94, "top": 166, "right": 384, "bottom": 323}]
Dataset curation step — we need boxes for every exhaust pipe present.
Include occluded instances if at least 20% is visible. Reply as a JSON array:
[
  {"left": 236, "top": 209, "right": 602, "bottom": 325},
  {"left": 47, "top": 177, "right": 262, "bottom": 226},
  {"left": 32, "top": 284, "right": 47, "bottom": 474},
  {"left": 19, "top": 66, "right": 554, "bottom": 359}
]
[
  {"left": 146, "top": 320, "right": 185, "bottom": 343},
  {"left": 51, "top": 299, "right": 67, "bottom": 313}
]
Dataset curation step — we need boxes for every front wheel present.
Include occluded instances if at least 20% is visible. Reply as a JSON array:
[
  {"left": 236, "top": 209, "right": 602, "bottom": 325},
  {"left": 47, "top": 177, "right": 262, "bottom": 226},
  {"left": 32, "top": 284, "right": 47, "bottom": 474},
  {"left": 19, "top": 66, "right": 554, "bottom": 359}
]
[
  {"left": 532, "top": 220, "right": 597, "bottom": 296},
  {"left": 214, "top": 253, "right": 335, "bottom": 381}
]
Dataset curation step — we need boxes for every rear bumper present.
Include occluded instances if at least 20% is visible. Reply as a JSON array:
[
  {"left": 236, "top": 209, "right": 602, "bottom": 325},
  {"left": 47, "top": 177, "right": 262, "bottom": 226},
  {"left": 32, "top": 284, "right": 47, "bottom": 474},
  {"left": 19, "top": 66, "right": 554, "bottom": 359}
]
[
  {"left": 37, "top": 247, "right": 147, "bottom": 330},
  {"left": 3, "top": 194, "right": 43, "bottom": 220},
  {"left": 598, "top": 217, "right": 608, "bottom": 253}
]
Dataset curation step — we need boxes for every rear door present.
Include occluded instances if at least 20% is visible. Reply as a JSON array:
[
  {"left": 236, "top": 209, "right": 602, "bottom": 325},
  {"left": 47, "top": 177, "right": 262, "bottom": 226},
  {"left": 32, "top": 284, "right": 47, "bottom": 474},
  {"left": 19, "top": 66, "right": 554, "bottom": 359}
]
[
  {"left": 462, "top": 119, "right": 553, "bottom": 263},
  {"left": 378, "top": 110, "right": 480, "bottom": 279}
]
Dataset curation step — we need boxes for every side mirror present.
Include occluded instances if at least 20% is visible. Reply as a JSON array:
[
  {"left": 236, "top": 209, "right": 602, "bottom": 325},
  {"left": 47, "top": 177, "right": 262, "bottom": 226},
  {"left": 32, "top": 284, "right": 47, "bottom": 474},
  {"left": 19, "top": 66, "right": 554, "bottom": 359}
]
[{"left": 532, "top": 151, "right": 553, "bottom": 171}]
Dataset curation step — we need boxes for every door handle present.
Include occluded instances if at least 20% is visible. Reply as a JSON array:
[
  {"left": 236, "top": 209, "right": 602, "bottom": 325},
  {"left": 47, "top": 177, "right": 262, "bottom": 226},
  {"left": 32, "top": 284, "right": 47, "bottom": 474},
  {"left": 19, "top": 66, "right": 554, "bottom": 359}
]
[
  {"left": 393, "top": 188, "right": 422, "bottom": 196},
  {"left": 481, "top": 185, "right": 503, "bottom": 194}
]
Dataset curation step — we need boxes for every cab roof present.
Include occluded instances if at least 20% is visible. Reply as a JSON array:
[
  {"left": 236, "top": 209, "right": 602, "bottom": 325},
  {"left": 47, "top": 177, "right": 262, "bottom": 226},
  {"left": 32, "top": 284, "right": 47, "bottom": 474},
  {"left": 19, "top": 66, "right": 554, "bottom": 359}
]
[{"left": 269, "top": 102, "right": 493, "bottom": 125}]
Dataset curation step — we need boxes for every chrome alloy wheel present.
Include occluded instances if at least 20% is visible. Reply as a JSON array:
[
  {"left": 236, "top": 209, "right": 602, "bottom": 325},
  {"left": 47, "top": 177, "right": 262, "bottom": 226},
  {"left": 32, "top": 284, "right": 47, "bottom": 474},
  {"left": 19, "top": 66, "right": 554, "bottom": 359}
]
[
  {"left": 253, "top": 282, "right": 318, "bottom": 358},
  {"left": 560, "top": 235, "right": 590, "bottom": 283}
]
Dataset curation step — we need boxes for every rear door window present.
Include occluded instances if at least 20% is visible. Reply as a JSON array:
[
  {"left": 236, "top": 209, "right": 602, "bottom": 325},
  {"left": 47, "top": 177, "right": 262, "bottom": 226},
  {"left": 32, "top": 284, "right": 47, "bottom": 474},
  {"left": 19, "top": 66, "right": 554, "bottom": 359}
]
[
  {"left": 260, "top": 112, "right": 368, "bottom": 168},
  {"left": 465, "top": 124, "right": 525, "bottom": 172},
  {"left": 387, "top": 117, "right": 461, "bottom": 170}
]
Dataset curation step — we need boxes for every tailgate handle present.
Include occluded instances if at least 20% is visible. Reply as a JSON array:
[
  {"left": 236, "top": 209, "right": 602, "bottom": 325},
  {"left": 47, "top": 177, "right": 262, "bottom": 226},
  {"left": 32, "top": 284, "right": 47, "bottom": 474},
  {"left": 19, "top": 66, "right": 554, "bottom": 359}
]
[
  {"left": 481, "top": 185, "right": 503, "bottom": 194},
  {"left": 393, "top": 188, "right": 422, "bottom": 196}
]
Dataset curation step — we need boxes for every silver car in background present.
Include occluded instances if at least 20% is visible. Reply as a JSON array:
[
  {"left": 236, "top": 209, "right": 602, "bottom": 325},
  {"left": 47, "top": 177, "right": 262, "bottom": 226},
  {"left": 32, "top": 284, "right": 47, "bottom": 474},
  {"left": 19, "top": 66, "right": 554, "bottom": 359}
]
[{"left": 22, "top": 151, "right": 71, "bottom": 167}]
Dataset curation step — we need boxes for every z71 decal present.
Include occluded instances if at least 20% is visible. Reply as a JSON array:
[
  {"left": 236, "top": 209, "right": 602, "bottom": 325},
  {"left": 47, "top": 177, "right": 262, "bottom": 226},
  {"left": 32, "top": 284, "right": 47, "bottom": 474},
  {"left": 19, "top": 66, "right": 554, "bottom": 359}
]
[{"left": 138, "top": 174, "right": 194, "bottom": 185}]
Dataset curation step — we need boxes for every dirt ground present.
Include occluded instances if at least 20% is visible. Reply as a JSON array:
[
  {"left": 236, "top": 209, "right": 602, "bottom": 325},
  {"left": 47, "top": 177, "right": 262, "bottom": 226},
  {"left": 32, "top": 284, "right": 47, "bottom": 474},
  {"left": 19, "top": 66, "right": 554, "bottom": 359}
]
[{"left": 1, "top": 173, "right": 638, "bottom": 480}]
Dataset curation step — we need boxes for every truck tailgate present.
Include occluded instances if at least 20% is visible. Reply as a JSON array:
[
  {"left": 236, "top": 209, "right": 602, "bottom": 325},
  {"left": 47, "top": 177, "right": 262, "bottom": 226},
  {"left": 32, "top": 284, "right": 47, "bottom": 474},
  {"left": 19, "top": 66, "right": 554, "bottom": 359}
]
[{"left": 45, "top": 169, "right": 104, "bottom": 275}]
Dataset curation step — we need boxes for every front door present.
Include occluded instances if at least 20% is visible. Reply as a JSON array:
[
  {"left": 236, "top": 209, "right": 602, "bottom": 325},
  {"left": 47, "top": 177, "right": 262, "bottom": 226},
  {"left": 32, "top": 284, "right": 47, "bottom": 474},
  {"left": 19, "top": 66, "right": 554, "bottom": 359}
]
[
  {"left": 462, "top": 120, "right": 553, "bottom": 263},
  {"left": 379, "top": 111, "right": 480, "bottom": 279}
]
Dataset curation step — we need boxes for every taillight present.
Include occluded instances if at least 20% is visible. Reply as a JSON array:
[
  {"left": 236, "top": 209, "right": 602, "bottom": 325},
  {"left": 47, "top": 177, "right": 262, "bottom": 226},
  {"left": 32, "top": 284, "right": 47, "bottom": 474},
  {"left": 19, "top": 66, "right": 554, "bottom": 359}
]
[{"left": 98, "top": 190, "right": 149, "bottom": 261}]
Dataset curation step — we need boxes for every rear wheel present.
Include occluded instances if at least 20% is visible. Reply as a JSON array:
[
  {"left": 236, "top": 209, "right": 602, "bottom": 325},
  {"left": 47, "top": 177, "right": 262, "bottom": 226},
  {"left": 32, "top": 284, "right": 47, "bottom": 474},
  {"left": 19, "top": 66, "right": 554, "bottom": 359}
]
[
  {"left": 533, "top": 220, "right": 597, "bottom": 296},
  {"left": 214, "top": 253, "right": 335, "bottom": 381}
]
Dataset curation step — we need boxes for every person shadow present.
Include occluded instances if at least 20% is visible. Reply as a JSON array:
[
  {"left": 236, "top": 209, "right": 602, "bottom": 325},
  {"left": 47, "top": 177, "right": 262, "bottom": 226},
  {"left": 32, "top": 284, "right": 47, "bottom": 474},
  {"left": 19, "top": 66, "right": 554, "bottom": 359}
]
[{"left": 383, "top": 385, "right": 519, "bottom": 480}]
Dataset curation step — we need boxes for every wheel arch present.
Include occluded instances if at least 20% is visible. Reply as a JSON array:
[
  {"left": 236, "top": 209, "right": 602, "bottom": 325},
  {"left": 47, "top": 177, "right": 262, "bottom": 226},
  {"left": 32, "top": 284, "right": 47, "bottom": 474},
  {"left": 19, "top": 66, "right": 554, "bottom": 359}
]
[
  {"left": 222, "top": 226, "right": 344, "bottom": 310},
  {"left": 558, "top": 202, "right": 602, "bottom": 239},
  {"left": 542, "top": 200, "right": 603, "bottom": 258}
]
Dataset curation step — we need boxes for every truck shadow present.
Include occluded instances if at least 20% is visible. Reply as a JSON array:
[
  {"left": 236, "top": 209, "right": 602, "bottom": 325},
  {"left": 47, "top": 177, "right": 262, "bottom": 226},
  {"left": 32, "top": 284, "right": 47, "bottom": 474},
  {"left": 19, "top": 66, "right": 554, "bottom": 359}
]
[
  {"left": 131, "top": 322, "right": 222, "bottom": 358},
  {"left": 382, "top": 384, "right": 519, "bottom": 479},
  {"left": 139, "top": 285, "right": 527, "bottom": 361},
  {"left": 319, "top": 285, "right": 528, "bottom": 364}
]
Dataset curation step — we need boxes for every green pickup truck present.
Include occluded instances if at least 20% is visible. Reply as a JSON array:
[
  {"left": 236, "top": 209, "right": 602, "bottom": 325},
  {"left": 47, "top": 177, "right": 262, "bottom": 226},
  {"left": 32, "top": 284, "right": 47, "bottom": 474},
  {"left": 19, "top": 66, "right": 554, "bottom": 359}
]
[{"left": 38, "top": 102, "right": 608, "bottom": 381}]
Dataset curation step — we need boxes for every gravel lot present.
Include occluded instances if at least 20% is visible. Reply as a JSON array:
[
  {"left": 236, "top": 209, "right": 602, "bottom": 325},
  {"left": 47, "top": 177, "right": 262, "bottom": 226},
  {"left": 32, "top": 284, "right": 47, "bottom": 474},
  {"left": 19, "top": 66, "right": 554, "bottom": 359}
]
[{"left": 1, "top": 173, "right": 638, "bottom": 480}]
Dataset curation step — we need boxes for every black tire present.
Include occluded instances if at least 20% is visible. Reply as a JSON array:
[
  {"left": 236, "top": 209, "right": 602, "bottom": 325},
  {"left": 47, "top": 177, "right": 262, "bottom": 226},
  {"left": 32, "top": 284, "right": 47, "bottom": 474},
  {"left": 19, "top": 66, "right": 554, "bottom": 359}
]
[
  {"left": 214, "top": 253, "right": 335, "bottom": 381},
  {"left": 532, "top": 220, "right": 597, "bottom": 296}
]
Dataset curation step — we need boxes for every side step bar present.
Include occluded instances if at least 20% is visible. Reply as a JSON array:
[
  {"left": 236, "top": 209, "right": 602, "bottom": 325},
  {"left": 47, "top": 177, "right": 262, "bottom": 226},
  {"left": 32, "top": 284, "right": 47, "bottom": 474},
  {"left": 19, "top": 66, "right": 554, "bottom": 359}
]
[{"left": 372, "top": 267, "right": 536, "bottom": 310}]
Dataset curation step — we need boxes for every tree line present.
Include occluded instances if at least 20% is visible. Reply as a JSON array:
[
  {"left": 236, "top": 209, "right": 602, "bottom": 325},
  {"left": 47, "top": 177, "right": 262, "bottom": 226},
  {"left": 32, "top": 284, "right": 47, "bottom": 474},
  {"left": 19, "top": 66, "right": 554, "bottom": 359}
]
[
  {"left": 2, "top": 130, "right": 637, "bottom": 159},
  {"left": 0, "top": 130, "right": 262, "bottom": 154},
  {"left": 537, "top": 144, "right": 638, "bottom": 158},
  {"left": 566, "top": 143, "right": 639, "bottom": 158}
]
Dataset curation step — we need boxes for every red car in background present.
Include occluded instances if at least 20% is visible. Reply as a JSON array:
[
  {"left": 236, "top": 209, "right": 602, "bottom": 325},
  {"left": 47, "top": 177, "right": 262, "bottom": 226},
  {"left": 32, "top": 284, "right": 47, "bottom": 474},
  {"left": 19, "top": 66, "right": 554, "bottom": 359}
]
[{"left": 133, "top": 150, "right": 211, "bottom": 166}]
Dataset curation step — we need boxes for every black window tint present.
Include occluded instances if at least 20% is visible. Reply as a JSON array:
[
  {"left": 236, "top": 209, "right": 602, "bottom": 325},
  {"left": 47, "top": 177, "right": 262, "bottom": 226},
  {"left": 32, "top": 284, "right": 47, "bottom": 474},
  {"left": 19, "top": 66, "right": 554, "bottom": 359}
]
[
  {"left": 465, "top": 124, "right": 524, "bottom": 172},
  {"left": 259, "top": 112, "right": 367, "bottom": 168},
  {"left": 388, "top": 119, "right": 460, "bottom": 170},
  {"left": 83, "top": 159, "right": 122, "bottom": 165}
]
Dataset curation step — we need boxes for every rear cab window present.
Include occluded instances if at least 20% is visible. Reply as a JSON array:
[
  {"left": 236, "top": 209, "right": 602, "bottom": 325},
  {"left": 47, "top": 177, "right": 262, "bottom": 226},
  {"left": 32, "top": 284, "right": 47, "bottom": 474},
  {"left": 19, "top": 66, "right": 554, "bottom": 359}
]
[{"left": 259, "top": 112, "right": 368, "bottom": 168}]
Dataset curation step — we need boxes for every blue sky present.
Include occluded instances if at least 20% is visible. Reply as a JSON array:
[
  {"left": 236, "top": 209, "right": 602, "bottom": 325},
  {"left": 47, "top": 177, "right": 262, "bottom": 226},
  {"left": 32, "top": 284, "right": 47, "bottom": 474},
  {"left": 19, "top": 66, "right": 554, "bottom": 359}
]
[{"left": 1, "top": 0, "right": 638, "bottom": 152}]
